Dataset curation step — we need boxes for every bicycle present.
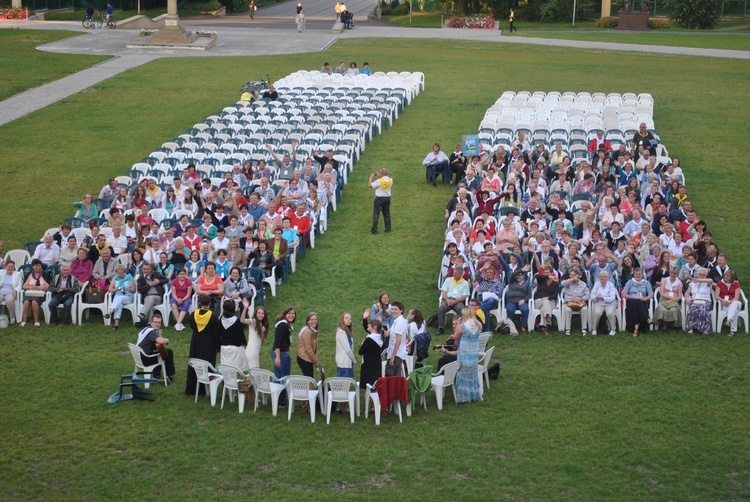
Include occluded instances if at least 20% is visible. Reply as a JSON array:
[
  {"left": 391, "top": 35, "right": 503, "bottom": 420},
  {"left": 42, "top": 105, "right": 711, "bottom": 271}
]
[
  {"left": 81, "top": 12, "right": 116, "bottom": 29},
  {"left": 82, "top": 15, "right": 96, "bottom": 29},
  {"left": 101, "top": 12, "right": 116, "bottom": 29}
]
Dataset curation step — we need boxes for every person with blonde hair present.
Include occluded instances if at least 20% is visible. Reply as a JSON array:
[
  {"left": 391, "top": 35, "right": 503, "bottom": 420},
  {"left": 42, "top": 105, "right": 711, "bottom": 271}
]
[
  {"left": 335, "top": 312, "right": 356, "bottom": 379},
  {"left": 439, "top": 307, "right": 482, "bottom": 403}
]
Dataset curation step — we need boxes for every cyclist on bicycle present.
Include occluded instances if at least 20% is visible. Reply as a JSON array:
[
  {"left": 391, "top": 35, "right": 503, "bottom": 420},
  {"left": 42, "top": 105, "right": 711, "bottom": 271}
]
[
  {"left": 106, "top": 2, "right": 113, "bottom": 23},
  {"left": 85, "top": 4, "right": 94, "bottom": 20}
]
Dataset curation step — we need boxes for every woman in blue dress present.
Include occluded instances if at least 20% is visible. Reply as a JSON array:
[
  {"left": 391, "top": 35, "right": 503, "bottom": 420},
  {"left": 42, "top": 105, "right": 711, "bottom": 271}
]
[{"left": 442, "top": 307, "right": 482, "bottom": 404}]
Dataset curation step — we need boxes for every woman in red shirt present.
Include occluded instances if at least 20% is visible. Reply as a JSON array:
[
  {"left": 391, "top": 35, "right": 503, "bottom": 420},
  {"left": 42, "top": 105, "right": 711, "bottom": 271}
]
[{"left": 716, "top": 270, "right": 742, "bottom": 336}]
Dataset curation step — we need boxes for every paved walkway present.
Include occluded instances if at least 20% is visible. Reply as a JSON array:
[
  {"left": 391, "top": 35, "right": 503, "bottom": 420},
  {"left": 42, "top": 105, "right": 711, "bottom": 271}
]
[{"left": 1, "top": 10, "right": 749, "bottom": 127}]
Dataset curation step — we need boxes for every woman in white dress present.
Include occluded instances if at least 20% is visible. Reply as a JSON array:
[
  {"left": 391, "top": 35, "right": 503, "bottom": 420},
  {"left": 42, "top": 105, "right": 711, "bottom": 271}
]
[{"left": 243, "top": 299, "right": 269, "bottom": 369}]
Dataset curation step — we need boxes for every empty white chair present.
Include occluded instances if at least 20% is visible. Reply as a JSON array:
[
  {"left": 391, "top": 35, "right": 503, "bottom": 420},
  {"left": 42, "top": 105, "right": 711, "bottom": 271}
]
[
  {"left": 188, "top": 358, "right": 223, "bottom": 406},
  {"left": 285, "top": 375, "right": 320, "bottom": 423},
  {"left": 323, "top": 377, "right": 359, "bottom": 424},
  {"left": 249, "top": 368, "right": 285, "bottom": 416},
  {"left": 477, "top": 346, "right": 496, "bottom": 392},
  {"left": 430, "top": 361, "right": 460, "bottom": 410},
  {"left": 217, "top": 363, "right": 248, "bottom": 413}
]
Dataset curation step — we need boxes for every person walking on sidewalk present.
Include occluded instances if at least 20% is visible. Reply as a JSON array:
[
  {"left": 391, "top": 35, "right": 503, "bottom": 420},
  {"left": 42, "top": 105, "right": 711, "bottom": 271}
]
[
  {"left": 509, "top": 8, "right": 517, "bottom": 32},
  {"left": 369, "top": 169, "right": 392, "bottom": 235},
  {"left": 249, "top": 0, "right": 256, "bottom": 19}
]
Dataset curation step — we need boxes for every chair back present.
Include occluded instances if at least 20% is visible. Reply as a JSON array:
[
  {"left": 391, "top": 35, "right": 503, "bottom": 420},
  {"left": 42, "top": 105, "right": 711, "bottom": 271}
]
[
  {"left": 249, "top": 368, "right": 275, "bottom": 393},
  {"left": 441, "top": 361, "right": 461, "bottom": 385},
  {"left": 478, "top": 332, "right": 492, "bottom": 354},
  {"left": 480, "top": 346, "right": 495, "bottom": 369},
  {"left": 324, "top": 377, "right": 356, "bottom": 402},
  {"left": 128, "top": 343, "right": 152, "bottom": 368},
  {"left": 286, "top": 375, "right": 317, "bottom": 400},
  {"left": 217, "top": 363, "right": 245, "bottom": 391},
  {"left": 188, "top": 358, "right": 217, "bottom": 384}
]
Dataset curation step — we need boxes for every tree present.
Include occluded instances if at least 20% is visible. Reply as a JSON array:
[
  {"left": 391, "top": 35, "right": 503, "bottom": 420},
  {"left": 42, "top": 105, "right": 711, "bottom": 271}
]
[{"left": 668, "top": 0, "right": 721, "bottom": 29}]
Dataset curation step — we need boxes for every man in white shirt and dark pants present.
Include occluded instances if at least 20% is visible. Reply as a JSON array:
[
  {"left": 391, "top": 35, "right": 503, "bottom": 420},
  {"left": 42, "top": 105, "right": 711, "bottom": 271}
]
[
  {"left": 386, "top": 301, "right": 408, "bottom": 376},
  {"left": 369, "top": 168, "right": 392, "bottom": 235}
]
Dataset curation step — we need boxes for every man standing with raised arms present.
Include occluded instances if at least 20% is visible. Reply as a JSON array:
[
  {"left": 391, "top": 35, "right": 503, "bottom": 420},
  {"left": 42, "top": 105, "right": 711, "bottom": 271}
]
[{"left": 369, "top": 169, "right": 392, "bottom": 235}]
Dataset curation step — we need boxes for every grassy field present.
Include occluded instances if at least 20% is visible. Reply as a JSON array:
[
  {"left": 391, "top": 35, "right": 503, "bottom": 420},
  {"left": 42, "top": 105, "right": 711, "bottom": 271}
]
[
  {"left": 1, "top": 34, "right": 749, "bottom": 499},
  {"left": 0, "top": 30, "right": 108, "bottom": 100},
  {"left": 510, "top": 30, "right": 750, "bottom": 50}
]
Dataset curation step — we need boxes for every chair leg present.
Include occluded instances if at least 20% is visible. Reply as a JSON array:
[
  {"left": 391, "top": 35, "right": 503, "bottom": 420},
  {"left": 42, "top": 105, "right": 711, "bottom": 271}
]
[
  {"left": 396, "top": 401, "right": 402, "bottom": 423},
  {"left": 434, "top": 386, "right": 444, "bottom": 410},
  {"left": 288, "top": 398, "right": 294, "bottom": 421},
  {"left": 309, "top": 395, "right": 316, "bottom": 423},
  {"left": 326, "top": 396, "right": 333, "bottom": 424},
  {"left": 348, "top": 397, "right": 355, "bottom": 423},
  {"left": 238, "top": 392, "right": 245, "bottom": 413}
]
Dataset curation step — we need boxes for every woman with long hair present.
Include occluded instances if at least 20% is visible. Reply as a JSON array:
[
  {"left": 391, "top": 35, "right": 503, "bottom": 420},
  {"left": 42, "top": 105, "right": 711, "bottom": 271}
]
[
  {"left": 296, "top": 312, "right": 321, "bottom": 378},
  {"left": 368, "top": 292, "right": 393, "bottom": 333},
  {"left": 334, "top": 312, "right": 356, "bottom": 378},
  {"left": 272, "top": 307, "right": 296, "bottom": 406},
  {"left": 244, "top": 302, "right": 268, "bottom": 369},
  {"left": 439, "top": 307, "right": 482, "bottom": 403}
]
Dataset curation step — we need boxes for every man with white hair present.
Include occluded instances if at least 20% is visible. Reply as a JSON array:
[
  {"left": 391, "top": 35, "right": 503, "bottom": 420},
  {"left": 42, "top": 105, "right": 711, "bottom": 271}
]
[{"left": 32, "top": 234, "right": 60, "bottom": 269}]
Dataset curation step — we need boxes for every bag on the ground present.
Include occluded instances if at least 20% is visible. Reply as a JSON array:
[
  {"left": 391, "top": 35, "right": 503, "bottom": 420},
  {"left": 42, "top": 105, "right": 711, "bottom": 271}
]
[
  {"left": 426, "top": 313, "right": 438, "bottom": 328},
  {"left": 488, "top": 362, "right": 500, "bottom": 380},
  {"left": 237, "top": 377, "right": 255, "bottom": 405},
  {"left": 497, "top": 317, "right": 518, "bottom": 336}
]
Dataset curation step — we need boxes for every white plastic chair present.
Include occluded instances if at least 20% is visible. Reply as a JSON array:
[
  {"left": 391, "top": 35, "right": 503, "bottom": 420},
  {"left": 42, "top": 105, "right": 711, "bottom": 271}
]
[
  {"left": 217, "top": 363, "right": 248, "bottom": 413},
  {"left": 188, "top": 358, "right": 223, "bottom": 406},
  {"left": 430, "top": 361, "right": 460, "bottom": 410},
  {"left": 76, "top": 281, "right": 110, "bottom": 326},
  {"left": 249, "top": 368, "right": 285, "bottom": 416},
  {"left": 128, "top": 342, "right": 168, "bottom": 388},
  {"left": 3, "top": 249, "right": 30, "bottom": 266},
  {"left": 478, "top": 332, "right": 492, "bottom": 357},
  {"left": 477, "top": 346, "right": 495, "bottom": 392},
  {"left": 714, "top": 290, "right": 748, "bottom": 334},
  {"left": 323, "top": 377, "right": 359, "bottom": 424},
  {"left": 365, "top": 377, "right": 405, "bottom": 425},
  {"left": 285, "top": 375, "right": 320, "bottom": 423}
]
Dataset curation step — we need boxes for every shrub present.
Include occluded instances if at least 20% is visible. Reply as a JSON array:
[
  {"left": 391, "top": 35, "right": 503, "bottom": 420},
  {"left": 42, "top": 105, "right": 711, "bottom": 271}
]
[
  {"left": 648, "top": 17, "right": 671, "bottom": 29},
  {"left": 595, "top": 16, "right": 618, "bottom": 28},
  {"left": 185, "top": 0, "right": 222, "bottom": 10},
  {"left": 667, "top": 0, "right": 720, "bottom": 28},
  {"left": 391, "top": 2, "right": 409, "bottom": 15}
]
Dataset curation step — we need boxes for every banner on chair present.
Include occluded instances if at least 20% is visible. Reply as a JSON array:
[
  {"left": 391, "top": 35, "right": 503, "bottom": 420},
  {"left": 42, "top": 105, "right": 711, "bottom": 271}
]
[{"left": 462, "top": 134, "right": 479, "bottom": 156}]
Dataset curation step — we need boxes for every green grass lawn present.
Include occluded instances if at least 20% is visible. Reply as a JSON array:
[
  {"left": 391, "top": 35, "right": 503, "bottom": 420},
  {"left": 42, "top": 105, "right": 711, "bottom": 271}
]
[
  {"left": 0, "top": 30, "right": 108, "bottom": 100},
  {"left": 511, "top": 30, "right": 750, "bottom": 51},
  {"left": 1, "top": 34, "right": 749, "bottom": 499}
]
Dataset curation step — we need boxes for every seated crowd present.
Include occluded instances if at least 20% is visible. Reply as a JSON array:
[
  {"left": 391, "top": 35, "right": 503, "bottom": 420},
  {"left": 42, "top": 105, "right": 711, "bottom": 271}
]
[
  {"left": 0, "top": 151, "right": 343, "bottom": 329},
  {"left": 437, "top": 124, "right": 744, "bottom": 337}
]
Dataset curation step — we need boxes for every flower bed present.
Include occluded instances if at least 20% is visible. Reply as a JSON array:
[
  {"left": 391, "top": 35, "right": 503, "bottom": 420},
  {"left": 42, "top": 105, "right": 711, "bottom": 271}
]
[
  {"left": 195, "top": 30, "right": 217, "bottom": 37},
  {"left": 445, "top": 15, "right": 496, "bottom": 29},
  {"left": 0, "top": 8, "right": 28, "bottom": 19}
]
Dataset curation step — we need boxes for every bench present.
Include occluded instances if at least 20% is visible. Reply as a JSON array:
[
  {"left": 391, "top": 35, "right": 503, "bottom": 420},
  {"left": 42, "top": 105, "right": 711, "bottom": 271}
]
[{"left": 331, "top": 20, "right": 344, "bottom": 33}]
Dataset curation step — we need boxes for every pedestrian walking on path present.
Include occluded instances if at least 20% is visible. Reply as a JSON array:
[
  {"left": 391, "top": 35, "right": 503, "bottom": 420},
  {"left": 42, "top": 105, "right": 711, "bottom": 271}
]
[
  {"left": 509, "top": 8, "right": 517, "bottom": 32},
  {"left": 296, "top": 9, "right": 306, "bottom": 32},
  {"left": 249, "top": 0, "right": 256, "bottom": 19}
]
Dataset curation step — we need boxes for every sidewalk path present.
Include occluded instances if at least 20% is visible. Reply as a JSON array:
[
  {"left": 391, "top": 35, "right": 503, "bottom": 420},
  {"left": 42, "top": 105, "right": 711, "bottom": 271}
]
[{"left": 1, "top": 13, "right": 749, "bottom": 126}]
